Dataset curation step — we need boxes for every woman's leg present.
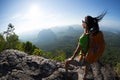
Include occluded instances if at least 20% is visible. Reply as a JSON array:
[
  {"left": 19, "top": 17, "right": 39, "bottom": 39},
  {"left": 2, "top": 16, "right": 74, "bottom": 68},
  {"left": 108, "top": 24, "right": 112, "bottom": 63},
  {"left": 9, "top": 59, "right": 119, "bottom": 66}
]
[
  {"left": 65, "top": 59, "right": 77, "bottom": 72},
  {"left": 83, "top": 62, "right": 90, "bottom": 78},
  {"left": 83, "top": 65, "right": 88, "bottom": 77}
]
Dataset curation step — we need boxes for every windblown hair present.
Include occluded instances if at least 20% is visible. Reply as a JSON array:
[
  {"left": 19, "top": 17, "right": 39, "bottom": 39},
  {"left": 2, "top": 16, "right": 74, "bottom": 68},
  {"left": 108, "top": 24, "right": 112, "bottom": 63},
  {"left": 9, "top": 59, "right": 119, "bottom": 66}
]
[{"left": 85, "top": 11, "right": 107, "bottom": 34}]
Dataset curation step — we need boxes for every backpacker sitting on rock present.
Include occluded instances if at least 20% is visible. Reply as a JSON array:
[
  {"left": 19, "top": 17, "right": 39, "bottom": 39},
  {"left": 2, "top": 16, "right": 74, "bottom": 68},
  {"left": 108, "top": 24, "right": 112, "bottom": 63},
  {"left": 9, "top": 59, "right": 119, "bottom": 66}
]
[{"left": 65, "top": 12, "right": 106, "bottom": 79}]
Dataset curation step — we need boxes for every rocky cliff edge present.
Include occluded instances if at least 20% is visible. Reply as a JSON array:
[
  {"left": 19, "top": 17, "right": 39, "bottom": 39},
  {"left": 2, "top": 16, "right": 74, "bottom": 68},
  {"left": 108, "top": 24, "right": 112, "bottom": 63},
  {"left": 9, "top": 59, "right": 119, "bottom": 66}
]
[{"left": 0, "top": 50, "right": 119, "bottom": 80}]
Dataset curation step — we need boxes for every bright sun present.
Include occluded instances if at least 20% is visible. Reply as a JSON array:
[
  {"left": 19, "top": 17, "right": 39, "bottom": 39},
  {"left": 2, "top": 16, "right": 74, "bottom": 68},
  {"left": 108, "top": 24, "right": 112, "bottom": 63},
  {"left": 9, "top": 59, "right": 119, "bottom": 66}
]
[
  {"left": 27, "top": 4, "right": 40, "bottom": 18},
  {"left": 30, "top": 4, "right": 39, "bottom": 13}
]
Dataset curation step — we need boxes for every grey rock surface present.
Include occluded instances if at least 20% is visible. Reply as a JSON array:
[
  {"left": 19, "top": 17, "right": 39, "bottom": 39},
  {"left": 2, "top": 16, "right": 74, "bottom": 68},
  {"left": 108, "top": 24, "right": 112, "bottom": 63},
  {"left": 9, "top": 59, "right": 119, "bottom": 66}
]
[{"left": 0, "top": 49, "right": 119, "bottom": 80}]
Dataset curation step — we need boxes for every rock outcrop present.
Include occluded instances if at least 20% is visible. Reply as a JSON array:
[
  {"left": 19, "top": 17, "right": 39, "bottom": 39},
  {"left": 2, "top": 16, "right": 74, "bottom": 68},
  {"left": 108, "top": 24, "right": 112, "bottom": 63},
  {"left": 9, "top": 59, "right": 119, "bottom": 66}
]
[{"left": 0, "top": 49, "right": 119, "bottom": 80}]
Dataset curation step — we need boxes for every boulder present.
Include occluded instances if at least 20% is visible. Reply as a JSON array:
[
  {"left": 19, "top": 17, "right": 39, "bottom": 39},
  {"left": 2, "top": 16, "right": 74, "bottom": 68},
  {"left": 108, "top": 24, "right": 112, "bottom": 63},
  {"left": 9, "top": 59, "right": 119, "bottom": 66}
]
[{"left": 0, "top": 49, "right": 119, "bottom": 80}]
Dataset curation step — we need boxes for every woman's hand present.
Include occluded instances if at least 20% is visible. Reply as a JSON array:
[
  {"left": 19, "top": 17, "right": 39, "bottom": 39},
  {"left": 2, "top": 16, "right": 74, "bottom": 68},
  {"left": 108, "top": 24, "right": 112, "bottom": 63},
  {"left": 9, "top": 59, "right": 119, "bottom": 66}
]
[
  {"left": 70, "top": 56, "right": 75, "bottom": 60},
  {"left": 66, "top": 58, "right": 71, "bottom": 61},
  {"left": 66, "top": 56, "right": 74, "bottom": 61}
]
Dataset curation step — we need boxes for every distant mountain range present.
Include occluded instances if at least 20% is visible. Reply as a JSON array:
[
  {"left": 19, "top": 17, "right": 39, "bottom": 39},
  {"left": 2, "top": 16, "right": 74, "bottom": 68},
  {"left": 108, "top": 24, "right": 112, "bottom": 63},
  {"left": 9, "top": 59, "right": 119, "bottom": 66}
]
[
  {"left": 19, "top": 25, "right": 120, "bottom": 43},
  {"left": 19, "top": 25, "right": 120, "bottom": 54},
  {"left": 18, "top": 25, "right": 120, "bottom": 65},
  {"left": 33, "top": 25, "right": 120, "bottom": 49},
  {"left": 34, "top": 25, "right": 83, "bottom": 52},
  {"left": 37, "top": 29, "right": 57, "bottom": 46}
]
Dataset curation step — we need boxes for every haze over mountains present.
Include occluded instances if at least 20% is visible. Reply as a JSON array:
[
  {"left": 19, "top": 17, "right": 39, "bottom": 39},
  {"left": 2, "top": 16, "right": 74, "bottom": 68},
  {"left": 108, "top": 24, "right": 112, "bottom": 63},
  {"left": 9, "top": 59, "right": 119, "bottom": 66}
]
[
  {"left": 18, "top": 25, "right": 120, "bottom": 59},
  {"left": 19, "top": 25, "right": 120, "bottom": 47}
]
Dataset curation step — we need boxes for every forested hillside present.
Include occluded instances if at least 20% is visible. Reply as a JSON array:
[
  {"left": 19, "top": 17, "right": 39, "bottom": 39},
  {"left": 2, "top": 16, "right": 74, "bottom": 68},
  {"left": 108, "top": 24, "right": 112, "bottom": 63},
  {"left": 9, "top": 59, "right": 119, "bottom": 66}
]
[
  {"left": 35, "top": 25, "right": 120, "bottom": 75},
  {"left": 35, "top": 25, "right": 83, "bottom": 56},
  {"left": 0, "top": 24, "right": 67, "bottom": 62},
  {"left": 35, "top": 26, "right": 120, "bottom": 64}
]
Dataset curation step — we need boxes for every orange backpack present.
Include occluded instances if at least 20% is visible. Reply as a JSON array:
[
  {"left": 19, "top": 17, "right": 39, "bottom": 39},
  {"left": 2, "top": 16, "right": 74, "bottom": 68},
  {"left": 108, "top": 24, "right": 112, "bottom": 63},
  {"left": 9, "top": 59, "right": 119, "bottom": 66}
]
[
  {"left": 78, "top": 31, "right": 105, "bottom": 63},
  {"left": 86, "top": 31, "right": 105, "bottom": 63}
]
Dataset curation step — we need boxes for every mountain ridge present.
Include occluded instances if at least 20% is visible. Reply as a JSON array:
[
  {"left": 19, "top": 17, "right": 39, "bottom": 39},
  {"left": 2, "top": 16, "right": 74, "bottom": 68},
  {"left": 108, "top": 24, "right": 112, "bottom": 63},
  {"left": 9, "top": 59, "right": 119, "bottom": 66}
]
[
  {"left": 35, "top": 25, "right": 120, "bottom": 52},
  {"left": 18, "top": 25, "right": 120, "bottom": 44}
]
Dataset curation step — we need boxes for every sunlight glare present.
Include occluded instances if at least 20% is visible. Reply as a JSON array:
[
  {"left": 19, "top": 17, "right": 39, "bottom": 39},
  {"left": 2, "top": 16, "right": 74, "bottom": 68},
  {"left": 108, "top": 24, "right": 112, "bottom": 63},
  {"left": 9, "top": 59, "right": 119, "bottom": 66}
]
[{"left": 26, "top": 4, "right": 41, "bottom": 19}]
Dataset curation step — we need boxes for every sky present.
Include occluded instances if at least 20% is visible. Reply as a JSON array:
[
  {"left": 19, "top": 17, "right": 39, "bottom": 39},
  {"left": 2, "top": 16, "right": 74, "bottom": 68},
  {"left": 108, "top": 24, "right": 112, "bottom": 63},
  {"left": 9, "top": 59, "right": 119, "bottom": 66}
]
[{"left": 0, "top": 0, "right": 120, "bottom": 34}]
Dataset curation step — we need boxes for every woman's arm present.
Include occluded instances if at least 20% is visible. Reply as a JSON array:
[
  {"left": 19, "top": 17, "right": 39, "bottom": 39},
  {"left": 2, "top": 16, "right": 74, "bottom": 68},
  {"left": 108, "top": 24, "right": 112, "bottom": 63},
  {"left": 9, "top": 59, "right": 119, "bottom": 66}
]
[{"left": 71, "top": 42, "right": 82, "bottom": 60}]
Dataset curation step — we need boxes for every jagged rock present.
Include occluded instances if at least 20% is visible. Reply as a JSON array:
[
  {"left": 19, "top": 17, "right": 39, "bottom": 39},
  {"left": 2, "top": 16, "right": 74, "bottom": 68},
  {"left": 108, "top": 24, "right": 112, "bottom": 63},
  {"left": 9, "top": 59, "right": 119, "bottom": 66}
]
[{"left": 0, "top": 49, "right": 119, "bottom": 80}]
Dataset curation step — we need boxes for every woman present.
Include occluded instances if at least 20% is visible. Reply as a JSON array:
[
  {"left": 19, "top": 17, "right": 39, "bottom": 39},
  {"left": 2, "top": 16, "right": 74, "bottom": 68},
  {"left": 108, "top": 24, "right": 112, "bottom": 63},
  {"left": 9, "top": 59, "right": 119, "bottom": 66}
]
[{"left": 65, "top": 12, "right": 106, "bottom": 78}]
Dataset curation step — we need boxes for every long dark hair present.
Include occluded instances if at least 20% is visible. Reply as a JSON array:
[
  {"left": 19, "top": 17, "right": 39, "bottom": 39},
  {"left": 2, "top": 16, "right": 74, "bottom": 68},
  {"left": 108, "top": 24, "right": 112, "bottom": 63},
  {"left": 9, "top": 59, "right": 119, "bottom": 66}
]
[{"left": 84, "top": 11, "right": 107, "bottom": 34}]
